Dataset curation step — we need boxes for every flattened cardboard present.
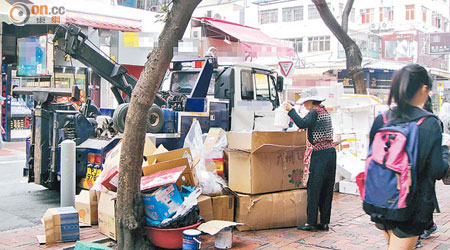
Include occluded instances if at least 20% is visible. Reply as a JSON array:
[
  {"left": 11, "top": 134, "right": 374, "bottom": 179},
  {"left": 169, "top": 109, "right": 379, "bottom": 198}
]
[
  {"left": 227, "top": 131, "right": 307, "bottom": 152},
  {"left": 204, "top": 128, "right": 226, "bottom": 152},
  {"left": 145, "top": 147, "right": 191, "bottom": 165},
  {"left": 140, "top": 166, "right": 186, "bottom": 191},
  {"left": 142, "top": 158, "right": 195, "bottom": 188},
  {"left": 75, "top": 190, "right": 98, "bottom": 226},
  {"left": 235, "top": 189, "right": 307, "bottom": 231},
  {"left": 143, "top": 135, "right": 157, "bottom": 156},
  {"left": 212, "top": 195, "right": 235, "bottom": 221},
  {"left": 197, "top": 220, "right": 242, "bottom": 235},
  {"left": 197, "top": 195, "right": 214, "bottom": 222},
  {"left": 98, "top": 191, "right": 116, "bottom": 240}
]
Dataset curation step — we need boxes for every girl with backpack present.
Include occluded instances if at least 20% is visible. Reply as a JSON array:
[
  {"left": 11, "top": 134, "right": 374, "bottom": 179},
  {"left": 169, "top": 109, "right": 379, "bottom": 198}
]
[
  {"left": 284, "top": 87, "right": 335, "bottom": 232},
  {"left": 365, "top": 64, "right": 449, "bottom": 249}
]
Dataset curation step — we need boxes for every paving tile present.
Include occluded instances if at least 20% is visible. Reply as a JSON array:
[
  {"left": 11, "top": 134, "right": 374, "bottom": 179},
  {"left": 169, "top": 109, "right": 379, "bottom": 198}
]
[{"left": 434, "top": 243, "right": 450, "bottom": 250}]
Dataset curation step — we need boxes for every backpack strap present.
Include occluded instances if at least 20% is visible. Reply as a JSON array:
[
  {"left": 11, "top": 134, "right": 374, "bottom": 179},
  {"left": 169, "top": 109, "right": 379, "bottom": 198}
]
[
  {"left": 381, "top": 112, "right": 388, "bottom": 124},
  {"left": 416, "top": 114, "right": 436, "bottom": 125}
]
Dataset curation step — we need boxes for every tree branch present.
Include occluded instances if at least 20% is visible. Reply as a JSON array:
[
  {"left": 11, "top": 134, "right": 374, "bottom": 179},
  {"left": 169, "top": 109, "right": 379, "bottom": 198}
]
[
  {"left": 312, "top": 0, "right": 352, "bottom": 47},
  {"left": 341, "top": 0, "right": 354, "bottom": 33}
]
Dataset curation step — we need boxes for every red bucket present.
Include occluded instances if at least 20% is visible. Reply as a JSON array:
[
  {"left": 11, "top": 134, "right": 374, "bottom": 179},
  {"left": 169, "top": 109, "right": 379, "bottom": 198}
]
[{"left": 145, "top": 222, "right": 201, "bottom": 249}]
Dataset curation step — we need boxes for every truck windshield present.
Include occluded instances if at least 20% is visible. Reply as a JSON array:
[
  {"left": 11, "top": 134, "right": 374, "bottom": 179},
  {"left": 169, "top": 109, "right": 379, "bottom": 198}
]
[{"left": 170, "top": 71, "right": 216, "bottom": 95}]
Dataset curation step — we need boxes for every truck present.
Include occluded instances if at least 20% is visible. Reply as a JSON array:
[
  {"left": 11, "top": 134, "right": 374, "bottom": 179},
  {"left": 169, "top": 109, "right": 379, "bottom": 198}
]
[{"left": 13, "top": 24, "right": 284, "bottom": 190}]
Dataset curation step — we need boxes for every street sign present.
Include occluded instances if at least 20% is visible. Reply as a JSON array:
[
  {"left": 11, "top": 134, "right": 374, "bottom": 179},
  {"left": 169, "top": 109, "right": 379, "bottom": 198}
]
[
  {"left": 437, "top": 82, "right": 445, "bottom": 93},
  {"left": 279, "top": 61, "right": 294, "bottom": 77}
]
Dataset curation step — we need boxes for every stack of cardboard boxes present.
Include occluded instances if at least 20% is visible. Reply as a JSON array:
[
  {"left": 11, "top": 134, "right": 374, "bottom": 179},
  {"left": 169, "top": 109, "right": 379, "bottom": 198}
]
[{"left": 225, "top": 131, "right": 309, "bottom": 231}]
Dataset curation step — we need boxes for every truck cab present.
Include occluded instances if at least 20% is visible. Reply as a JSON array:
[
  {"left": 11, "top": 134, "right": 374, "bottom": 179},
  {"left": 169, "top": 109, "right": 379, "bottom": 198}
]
[{"left": 160, "top": 59, "right": 283, "bottom": 132}]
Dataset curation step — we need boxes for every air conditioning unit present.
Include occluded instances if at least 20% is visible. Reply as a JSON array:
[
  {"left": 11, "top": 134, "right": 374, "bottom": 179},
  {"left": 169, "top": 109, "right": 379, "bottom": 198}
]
[
  {"left": 191, "top": 26, "right": 201, "bottom": 39},
  {"left": 380, "top": 22, "right": 392, "bottom": 31},
  {"left": 369, "top": 23, "right": 379, "bottom": 31}
]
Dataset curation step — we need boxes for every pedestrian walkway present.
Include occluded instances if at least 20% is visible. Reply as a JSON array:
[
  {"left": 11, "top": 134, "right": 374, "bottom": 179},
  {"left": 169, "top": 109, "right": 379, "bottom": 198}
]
[
  {"left": 1, "top": 181, "right": 449, "bottom": 250},
  {"left": 0, "top": 141, "right": 26, "bottom": 159}
]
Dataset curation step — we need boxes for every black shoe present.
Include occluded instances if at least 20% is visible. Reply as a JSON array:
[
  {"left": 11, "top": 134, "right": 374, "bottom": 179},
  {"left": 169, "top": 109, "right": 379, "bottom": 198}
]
[
  {"left": 297, "top": 224, "right": 318, "bottom": 232},
  {"left": 318, "top": 224, "right": 329, "bottom": 231},
  {"left": 420, "top": 223, "right": 437, "bottom": 239},
  {"left": 415, "top": 239, "right": 422, "bottom": 248}
]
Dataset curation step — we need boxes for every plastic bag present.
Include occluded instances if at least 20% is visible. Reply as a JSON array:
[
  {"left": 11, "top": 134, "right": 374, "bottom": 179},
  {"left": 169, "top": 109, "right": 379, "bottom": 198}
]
[
  {"left": 206, "top": 133, "right": 227, "bottom": 159},
  {"left": 183, "top": 121, "right": 226, "bottom": 196},
  {"left": 183, "top": 120, "right": 205, "bottom": 162},
  {"left": 147, "top": 205, "right": 202, "bottom": 229}
]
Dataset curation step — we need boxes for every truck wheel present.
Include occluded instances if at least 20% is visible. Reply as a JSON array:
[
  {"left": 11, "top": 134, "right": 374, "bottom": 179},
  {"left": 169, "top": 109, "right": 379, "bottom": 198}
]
[
  {"left": 146, "top": 105, "right": 165, "bottom": 133},
  {"left": 112, "top": 103, "right": 129, "bottom": 133},
  {"left": 80, "top": 104, "right": 100, "bottom": 118}
]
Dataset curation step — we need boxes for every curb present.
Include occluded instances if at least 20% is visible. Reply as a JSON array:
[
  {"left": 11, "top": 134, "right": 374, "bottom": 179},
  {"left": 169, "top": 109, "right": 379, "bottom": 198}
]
[{"left": 0, "top": 155, "right": 26, "bottom": 162}]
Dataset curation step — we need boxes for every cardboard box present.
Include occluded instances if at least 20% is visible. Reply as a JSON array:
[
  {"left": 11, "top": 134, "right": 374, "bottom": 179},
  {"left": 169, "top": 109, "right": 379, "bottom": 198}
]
[
  {"left": 75, "top": 190, "right": 98, "bottom": 226},
  {"left": 204, "top": 128, "right": 226, "bottom": 153},
  {"left": 226, "top": 131, "right": 307, "bottom": 194},
  {"left": 42, "top": 207, "right": 80, "bottom": 244},
  {"left": 339, "top": 180, "right": 360, "bottom": 195},
  {"left": 98, "top": 191, "right": 116, "bottom": 240},
  {"left": 100, "top": 166, "right": 119, "bottom": 192},
  {"left": 235, "top": 189, "right": 307, "bottom": 231},
  {"left": 142, "top": 183, "right": 183, "bottom": 221},
  {"left": 212, "top": 195, "right": 234, "bottom": 221},
  {"left": 142, "top": 148, "right": 196, "bottom": 188},
  {"left": 197, "top": 195, "right": 214, "bottom": 222}
]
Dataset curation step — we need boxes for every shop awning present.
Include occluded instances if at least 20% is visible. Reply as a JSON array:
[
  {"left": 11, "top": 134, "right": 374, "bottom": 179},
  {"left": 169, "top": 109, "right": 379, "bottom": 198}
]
[
  {"left": 193, "top": 17, "right": 294, "bottom": 58},
  {"left": 66, "top": 11, "right": 141, "bottom": 32}
]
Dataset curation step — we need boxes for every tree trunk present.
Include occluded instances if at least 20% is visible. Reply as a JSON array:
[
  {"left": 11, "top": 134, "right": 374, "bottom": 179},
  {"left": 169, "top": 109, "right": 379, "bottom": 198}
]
[
  {"left": 313, "top": 0, "right": 367, "bottom": 94},
  {"left": 341, "top": 0, "right": 354, "bottom": 33},
  {"left": 116, "top": 1, "right": 202, "bottom": 249}
]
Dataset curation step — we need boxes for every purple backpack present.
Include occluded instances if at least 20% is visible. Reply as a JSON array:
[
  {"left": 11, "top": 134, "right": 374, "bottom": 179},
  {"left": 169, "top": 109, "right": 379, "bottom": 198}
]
[{"left": 362, "top": 111, "right": 433, "bottom": 221}]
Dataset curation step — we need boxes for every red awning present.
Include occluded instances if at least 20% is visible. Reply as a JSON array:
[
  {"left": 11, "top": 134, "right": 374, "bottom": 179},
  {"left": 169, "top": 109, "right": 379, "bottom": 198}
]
[
  {"left": 193, "top": 17, "right": 294, "bottom": 57},
  {"left": 66, "top": 11, "right": 141, "bottom": 32}
]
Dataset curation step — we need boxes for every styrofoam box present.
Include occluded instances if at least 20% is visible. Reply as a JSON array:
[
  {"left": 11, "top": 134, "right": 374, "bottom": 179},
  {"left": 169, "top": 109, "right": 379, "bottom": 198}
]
[{"left": 339, "top": 180, "right": 360, "bottom": 196}]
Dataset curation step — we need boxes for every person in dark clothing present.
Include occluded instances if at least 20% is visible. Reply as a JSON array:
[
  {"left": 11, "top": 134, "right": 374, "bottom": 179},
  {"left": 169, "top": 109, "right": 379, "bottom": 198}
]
[
  {"left": 415, "top": 97, "right": 441, "bottom": 248},
  {"left": 284, "top": 87, "right": 336, "bottom": 232},
  {"left": 368, "top": 64, "right": 450, "bottom": 250}
]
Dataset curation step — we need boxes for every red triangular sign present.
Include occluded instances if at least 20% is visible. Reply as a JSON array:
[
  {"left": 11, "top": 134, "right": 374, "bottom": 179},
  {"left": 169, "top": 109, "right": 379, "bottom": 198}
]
[{"left": 279, "top": 61, "right": 293, "bottom": 77}]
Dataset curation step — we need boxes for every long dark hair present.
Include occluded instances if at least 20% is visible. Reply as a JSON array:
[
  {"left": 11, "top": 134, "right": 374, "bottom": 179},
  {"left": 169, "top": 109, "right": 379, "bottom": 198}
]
[
  {"left": 388, "top": 64, "right": 432, "bottom": 117},
  {"left": 423, "top": 96, "right": 433, "bottom": 113}
]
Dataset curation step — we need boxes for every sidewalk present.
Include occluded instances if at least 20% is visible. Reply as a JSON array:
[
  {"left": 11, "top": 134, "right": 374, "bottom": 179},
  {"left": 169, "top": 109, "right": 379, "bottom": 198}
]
[
  {"left": 0, "top": 141, "right": 26, "bottom": 160},
  {"left": 1, "top": 182, "right": 449, "bottom": 250}
]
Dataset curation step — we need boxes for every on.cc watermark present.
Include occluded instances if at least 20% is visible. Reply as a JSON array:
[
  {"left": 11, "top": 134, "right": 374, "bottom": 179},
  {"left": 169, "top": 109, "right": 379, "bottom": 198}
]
[{"left": 9, "top": 2, "right": 66, "bottom": 25}]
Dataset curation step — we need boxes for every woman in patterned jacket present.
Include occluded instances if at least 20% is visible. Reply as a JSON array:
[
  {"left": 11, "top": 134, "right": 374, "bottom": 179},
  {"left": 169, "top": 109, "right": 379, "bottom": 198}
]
[{"left": 284, "top": 87, "right": 336, "bottom": 232}]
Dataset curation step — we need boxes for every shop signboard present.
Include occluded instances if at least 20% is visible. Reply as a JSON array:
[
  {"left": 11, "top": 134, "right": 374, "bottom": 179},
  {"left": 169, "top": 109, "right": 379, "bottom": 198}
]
[
  {"left": 10, "top": 116, "right": 31, "bottom": 130},
  {"left": 429, "top": 33, "right": 450, "bottom": 54},
  {"left": 382, "top": 33, "right": 416, "bottom": 61},
  {"left": 17, "top": 35, "right": 49, "bottom": 76}
]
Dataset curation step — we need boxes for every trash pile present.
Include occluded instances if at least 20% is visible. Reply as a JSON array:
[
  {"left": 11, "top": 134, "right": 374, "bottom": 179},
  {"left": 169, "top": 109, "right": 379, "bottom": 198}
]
[{"left": 38, "top": 120, "right": 312, "bottom": 248}]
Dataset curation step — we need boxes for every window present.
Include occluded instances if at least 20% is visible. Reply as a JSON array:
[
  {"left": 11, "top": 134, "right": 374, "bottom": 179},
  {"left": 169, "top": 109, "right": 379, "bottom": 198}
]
[
  {"left": 422, "top": 6, "right": 427, "bottom": 22},
  {"left": 350, "top": 8, "right": 355, "bottom": 22},
  {"left": 241, "top": 70, "right": 254, "bottom": 100},
  {"left": 308, "top": 5, "right": 320, "bottom": 19},
  {"left": 285, "top": 38, "right": 303, "bottom": 53},
  {"left": 361, "top": 8, "right": 374, "bottom": 24},
  {"left": 308, "top": 36, "right": 330, "bottom": 52},
  {"left": 379, "top": 7, "right": 393, "bottom": 22},
  {"left": 259, "top": 9, "right": 278, "bottom": 24},
  {"left": 170, "top": 71, "right": 217, "bottom": 95},
  {"left": 254, "top": 73, "right": 270, "bottom": 101},
  {"left": 282, "top": 6, "right": 303, "bottom": 22},
  {"left": 406, "top": 5, "right": 414, "bottom": 20}
]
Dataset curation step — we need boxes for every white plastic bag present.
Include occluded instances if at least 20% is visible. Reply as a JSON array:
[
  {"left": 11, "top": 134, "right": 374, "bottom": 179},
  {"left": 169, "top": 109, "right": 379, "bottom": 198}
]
[{"left": 184, "top": 121, "right": 226, "bottom": 195}]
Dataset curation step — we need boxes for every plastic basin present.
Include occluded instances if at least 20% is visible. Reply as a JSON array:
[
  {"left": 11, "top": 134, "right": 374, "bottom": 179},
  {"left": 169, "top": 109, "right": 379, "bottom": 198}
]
[{"left": 145, "top": 222, "right": 201, "bottom": 249}]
